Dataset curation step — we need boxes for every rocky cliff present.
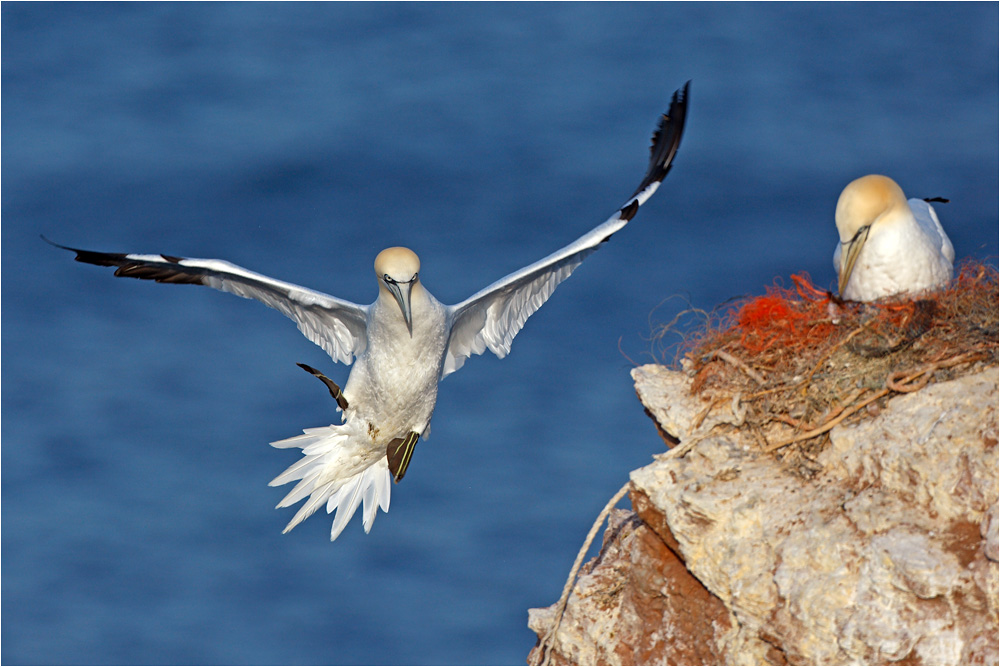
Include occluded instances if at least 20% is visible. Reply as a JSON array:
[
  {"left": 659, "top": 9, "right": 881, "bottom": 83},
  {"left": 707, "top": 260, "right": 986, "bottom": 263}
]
[{"left": 528, "top": 364, "right": 999, "bottom": 665}]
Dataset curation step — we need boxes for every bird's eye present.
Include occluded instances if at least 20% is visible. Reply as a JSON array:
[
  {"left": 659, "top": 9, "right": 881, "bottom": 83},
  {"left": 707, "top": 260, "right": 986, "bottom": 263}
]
[
  {"left": 383, "top": 274, "right": 396, "bottom": 285},
  {"left": 849, "top": 225, "right": 870, "bottom": 244}
]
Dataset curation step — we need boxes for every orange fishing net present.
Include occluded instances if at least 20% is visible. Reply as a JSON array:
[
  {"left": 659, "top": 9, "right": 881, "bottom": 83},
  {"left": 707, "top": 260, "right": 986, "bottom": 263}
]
[
  {"left": 733, "top": 274, "right": 837, "bottom": 356},
  {"left": 654, "top": 261, "right": 998, "bottom": 473}
]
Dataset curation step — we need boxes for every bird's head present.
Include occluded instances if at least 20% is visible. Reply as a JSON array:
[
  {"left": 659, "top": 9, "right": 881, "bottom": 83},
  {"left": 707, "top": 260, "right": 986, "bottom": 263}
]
[
  {"left": 834, "top": 174, "right": 908, "bottom": 296},
  {"left": 375, "top": 247, "right": 421, "bottom": 335}
]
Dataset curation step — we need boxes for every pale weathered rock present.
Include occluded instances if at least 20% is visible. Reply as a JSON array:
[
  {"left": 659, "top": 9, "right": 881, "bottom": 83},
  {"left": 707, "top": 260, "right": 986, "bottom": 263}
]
[
  {"left": 632, "top": 363, "right": 747, "bottom": 443},
  {"left": 529, "top": 366, "right": 999, "bottom": 665}
]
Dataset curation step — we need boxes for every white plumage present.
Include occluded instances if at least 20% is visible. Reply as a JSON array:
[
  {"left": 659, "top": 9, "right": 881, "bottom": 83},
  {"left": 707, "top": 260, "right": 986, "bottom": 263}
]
[
  {"left": 833, "top": 174, "right": 955, "bottom": 302},
  {"left": 49, "top": 82, "right": 689, "bottom": 541}
]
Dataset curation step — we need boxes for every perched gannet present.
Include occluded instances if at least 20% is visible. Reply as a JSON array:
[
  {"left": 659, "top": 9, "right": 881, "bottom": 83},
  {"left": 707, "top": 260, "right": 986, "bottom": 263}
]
[
  {"left": 47, "top": 82, "right": 688, "bottom": 541},
  {"left": 833, "top": 174, "right": 954, "bottom": 302}
]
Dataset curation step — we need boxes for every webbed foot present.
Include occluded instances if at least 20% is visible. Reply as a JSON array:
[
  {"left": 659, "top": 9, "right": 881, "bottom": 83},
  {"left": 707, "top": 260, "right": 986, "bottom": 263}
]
[
  {"left": 386, "top": 431, "right": 420, "bottom": 483},
  {"left": 296, "top": 362, "right": 349, "bottom": 411}
]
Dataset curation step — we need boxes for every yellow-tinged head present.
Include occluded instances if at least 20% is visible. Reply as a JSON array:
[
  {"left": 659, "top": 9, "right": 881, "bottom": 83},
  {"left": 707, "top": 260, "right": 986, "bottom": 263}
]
[
  {"left": 374, "top": 247, "right": 420, "bottom": 283},
  {"left": 374, "top": 247, "right": 421, "bottom": 334},
  {"left": 835, "top": 174, "right": 908, "bottom": 242},
  {"left": 835, "top": 175, "right": 909, "bottom": 296}
]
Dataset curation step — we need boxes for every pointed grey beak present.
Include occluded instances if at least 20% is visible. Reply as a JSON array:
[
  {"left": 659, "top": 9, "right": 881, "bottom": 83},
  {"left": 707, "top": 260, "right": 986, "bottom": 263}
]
[
  {"left": 386, "top": 279, "right": 414, "bottom": 335},
  {"left": 839, "top": 224, "right": 871, "bottom": 297}
]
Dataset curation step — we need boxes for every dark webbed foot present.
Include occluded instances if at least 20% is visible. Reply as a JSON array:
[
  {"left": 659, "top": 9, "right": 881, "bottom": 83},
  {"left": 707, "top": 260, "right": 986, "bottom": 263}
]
[
  {"left": 296, "top": 363, "right": 349, "bottom": 411},
  {"left": 386, "top": 431, "right": 419, "bottom": 483}
]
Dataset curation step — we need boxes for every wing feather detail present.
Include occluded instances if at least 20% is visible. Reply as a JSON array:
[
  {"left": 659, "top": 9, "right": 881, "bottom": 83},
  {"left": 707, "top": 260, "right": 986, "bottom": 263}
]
[
  {"left": 44, "top": 238, "right": 368, "bottom": 365},
  {"left": 441, "top": 82, "right": 689, "bottom": 378},
  {"left": 908, "top": 198, "right": 955, "bottom": 264}
]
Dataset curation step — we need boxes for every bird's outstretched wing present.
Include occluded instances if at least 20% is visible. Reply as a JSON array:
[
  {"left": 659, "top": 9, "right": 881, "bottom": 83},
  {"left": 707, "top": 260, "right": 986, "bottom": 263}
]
[
  {"left": 441, "top": 81, "right": 690, "bottom": 378},
  {"left": 44, "top": 238, "right": 369, "bottom": 365}
]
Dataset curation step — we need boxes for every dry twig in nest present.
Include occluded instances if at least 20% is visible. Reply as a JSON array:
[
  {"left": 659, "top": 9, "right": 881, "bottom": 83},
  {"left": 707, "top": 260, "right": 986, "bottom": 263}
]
[{"left": 667, "top": 263, "right": 998, "bottom": 460}]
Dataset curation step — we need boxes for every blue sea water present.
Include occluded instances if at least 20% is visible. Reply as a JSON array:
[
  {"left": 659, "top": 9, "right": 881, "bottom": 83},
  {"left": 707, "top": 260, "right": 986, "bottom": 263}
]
[{"left": 2, "top": 3, "right": 997, "bottom": 665}]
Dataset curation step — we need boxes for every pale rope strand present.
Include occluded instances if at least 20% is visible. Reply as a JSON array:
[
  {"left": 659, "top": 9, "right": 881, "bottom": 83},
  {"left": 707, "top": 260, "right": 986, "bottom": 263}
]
[{"left": 534, "top": 481, "right": 632, "bottom": 666}]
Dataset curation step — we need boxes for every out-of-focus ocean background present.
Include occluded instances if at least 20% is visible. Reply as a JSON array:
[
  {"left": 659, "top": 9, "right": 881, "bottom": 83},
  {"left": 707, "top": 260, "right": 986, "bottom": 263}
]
[{"left": 2, "top": 3, "right": 996, "bottom": 664}]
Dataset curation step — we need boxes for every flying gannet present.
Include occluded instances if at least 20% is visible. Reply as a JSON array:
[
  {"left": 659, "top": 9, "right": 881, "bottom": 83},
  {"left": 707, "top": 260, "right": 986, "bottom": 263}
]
[
  {"left": 47, "top": 82, "right": 689, "bottom": 541},
  {"left": 834, "top": 174, "right": 954, "bottom": 302}
]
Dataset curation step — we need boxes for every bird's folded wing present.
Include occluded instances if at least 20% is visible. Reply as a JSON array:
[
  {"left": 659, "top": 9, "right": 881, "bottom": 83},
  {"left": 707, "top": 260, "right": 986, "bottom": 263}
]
[
  {"left": 441, "top": 81, "right": 689, "bottom": 379},
  {"left": 45, "top": 239, "right": 369, "bottom": 365},
  {"left": 908, "top": 198, "right": 955, "bottom": 264}
]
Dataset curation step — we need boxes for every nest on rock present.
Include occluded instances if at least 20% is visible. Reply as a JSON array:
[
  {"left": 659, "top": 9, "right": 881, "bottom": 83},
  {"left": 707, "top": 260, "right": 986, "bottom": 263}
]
[{"left": 655, "top": 261, "right": 998, "bottom": 476}]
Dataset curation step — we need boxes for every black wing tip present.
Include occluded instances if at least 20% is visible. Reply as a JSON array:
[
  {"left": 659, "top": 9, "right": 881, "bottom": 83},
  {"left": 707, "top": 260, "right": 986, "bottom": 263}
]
[
  {"left": 45, "top": 235, "right": 204, "bottom": 284},
  {"left": 627, "top": 80, "right": 691, "bottom": 201},
  {"left": 678, "top": 79, "right": 692, "bottom": 101},
  {"left": 42, "top": 235, "right": 131, "bottom": 268},
  {"left": 923, "top": 196, "right": 950, "bottom": 204},
  {"left": 653, "top": 79, "right": 690, "bottom": 162},
  {"left": 649, "top": 81, "right": 690, "bottom": 145},
  {"left": 41, "top": 234, "right": 80, "bottom": 255}
]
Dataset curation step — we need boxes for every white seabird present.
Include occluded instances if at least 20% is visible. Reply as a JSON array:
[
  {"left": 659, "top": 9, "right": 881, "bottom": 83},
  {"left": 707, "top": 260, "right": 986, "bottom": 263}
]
[
  {"left": 833, "top": 174, "right": 955, "bottom": 302},
  {"left": 48, "top": 82, "right": 689, "bottom": 541}
]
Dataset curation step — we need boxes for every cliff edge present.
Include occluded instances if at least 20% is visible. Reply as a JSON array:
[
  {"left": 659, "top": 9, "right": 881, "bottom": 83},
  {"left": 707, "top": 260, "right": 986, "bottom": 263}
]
[
  {"left": 528, "top": 269, "right": 999, "bottom": 665},
  {"left": 529, "top": 365, "right": 998, "bottom": 665}
]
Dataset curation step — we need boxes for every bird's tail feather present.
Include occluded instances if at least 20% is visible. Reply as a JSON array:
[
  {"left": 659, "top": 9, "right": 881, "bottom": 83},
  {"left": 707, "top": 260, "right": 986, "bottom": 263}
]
[{"left": 269, "top": 425, "right": 391, "bottom": 540}]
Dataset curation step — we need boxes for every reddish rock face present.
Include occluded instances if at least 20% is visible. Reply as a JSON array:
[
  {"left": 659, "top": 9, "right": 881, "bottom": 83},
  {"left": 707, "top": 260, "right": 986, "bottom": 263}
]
[
  {"left": 528, "top": 509, "right": 732, "bottom": 666},
  {"left": 613, "top": 511, "right": 733, "bottom": 665}
]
